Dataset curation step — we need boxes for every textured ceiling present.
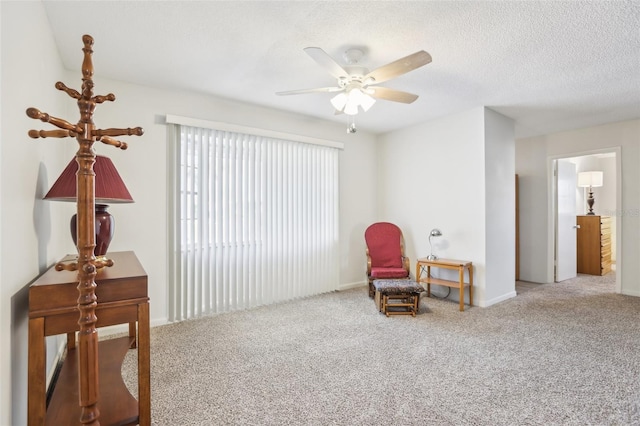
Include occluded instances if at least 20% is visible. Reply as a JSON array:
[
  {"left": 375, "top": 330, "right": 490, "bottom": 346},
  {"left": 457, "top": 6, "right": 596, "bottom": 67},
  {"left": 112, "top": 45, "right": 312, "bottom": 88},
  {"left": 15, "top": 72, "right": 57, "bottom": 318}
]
[{"left": 42, "top": 1, "right": 640, "bottom": 138}]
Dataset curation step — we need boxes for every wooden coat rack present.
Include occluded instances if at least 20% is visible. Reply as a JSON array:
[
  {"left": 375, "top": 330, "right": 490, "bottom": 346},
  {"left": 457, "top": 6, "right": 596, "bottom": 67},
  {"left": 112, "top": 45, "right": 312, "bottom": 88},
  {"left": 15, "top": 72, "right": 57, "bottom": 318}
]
[{"left": 27, "top": 35, "right": 143, "bottom": 425}]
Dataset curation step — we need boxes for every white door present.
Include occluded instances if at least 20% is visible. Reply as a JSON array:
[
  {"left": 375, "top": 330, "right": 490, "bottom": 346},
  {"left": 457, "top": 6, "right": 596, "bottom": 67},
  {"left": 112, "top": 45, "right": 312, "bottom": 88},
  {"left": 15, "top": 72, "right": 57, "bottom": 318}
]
[{"left": 556, "top": 160, "right": 578, "bottom": 281}]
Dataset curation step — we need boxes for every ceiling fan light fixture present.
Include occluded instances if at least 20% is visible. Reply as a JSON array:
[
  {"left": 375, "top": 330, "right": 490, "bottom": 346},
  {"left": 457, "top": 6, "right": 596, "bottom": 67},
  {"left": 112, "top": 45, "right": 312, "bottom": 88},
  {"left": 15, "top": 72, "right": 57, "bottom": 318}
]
[
  {"left": 330, "top": 92, "right": 348, "bottom": 111},
  {"left": 332, "top": 87, "right": 376, "bottom": 115},
  {"left": 343, "top": 101, "right": 359, "bottom": 115},
  {"left": 355, "top": 91, "right": 376, "bottom": 112},
  {"left": 361, "top": 96, "right": 376, "bottom": 112},
  {"left": 342, "top": 88, "right": 376, "bottom": 114}
]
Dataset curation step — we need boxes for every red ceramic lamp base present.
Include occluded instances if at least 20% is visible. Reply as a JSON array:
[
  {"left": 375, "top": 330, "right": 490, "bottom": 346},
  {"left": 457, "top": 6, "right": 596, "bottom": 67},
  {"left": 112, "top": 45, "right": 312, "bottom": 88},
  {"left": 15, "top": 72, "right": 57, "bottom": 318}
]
[{"left": 70, "top": 204, "right": 115, "bottom": 258}]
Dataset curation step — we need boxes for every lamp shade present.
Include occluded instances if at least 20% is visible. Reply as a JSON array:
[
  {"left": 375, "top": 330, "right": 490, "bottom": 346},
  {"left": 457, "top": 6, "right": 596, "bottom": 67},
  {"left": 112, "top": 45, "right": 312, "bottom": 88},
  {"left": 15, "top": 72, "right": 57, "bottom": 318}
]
[
  {"left": 427, "top": 228, "right": 442, "bottom": 260},
  {"left": 44, "top": 155, "right": 133, "bottom": 203},
  {"left": 44, "top": 155, "right": 133, "bottom": 258},
  {"left": 330, "top": 92, "right": 348, "bottom": 111},
  {"left": 577, "top": 171, "right": 603, "bottom": 188}
]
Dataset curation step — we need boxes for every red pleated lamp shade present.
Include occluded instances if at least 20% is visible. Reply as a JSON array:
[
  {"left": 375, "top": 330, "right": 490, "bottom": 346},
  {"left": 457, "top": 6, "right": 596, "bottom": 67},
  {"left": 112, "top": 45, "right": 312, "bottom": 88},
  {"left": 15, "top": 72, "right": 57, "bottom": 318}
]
[
  {"left": 44, "top": 156, "right": 133, "bottom": 257},
  {"left": 44, "top": 155, "right": 133, "bottom": 203}
]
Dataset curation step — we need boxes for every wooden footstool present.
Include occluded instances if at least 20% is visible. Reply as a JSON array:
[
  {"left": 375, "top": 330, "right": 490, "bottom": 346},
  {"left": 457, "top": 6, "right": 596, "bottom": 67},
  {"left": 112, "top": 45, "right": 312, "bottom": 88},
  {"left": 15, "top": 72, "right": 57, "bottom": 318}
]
[{"left": 372, "top": 279, "right": 425, "bottom": 317}]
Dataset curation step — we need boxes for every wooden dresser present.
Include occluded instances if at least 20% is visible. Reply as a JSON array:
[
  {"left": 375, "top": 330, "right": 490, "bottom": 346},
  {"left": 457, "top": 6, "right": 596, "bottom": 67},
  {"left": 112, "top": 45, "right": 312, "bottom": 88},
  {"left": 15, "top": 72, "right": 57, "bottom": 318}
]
[{"left": 577, "top": 215, "right": 612, "bottom": 275}]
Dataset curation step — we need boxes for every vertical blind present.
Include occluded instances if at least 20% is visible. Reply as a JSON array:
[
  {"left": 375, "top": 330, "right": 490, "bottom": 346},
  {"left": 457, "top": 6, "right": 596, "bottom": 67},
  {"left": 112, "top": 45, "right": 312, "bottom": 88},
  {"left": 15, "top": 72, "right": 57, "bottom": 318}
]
[{"left": 168, "top": 124, "right": 340, "bottom": 321}]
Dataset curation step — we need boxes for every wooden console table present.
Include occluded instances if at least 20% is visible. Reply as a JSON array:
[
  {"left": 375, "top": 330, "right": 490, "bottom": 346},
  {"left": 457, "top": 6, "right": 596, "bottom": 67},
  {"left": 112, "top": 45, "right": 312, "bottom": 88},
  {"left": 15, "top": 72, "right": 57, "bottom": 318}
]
[
  {"left": 416, "top": 258, "right": 473, "bottom": 311},
  {"left": 28, "top": 251, "right": 150, "bottom": 425}
]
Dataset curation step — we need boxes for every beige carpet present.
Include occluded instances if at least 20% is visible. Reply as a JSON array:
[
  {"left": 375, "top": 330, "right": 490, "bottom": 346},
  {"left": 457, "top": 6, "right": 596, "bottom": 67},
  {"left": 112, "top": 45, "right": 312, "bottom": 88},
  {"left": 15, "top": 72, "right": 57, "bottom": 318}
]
[{"left": 122, "top": 272, "right": 640, "bottom": 425}]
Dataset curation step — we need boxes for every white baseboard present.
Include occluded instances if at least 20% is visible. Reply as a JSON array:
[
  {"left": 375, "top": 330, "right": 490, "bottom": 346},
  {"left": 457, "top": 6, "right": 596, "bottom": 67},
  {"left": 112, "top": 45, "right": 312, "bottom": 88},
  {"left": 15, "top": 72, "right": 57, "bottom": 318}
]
[
  {"left": 151, "top": 317, "right": 169, "bottom": 327},
  {"left": 47, "top": 339, "right": 68, "bottom": 389},
  {"left": 337, "top": 281, "right": 367, "bottom": 291},
  {"left": 97, "top": 323, "right": 132, "bottom": 337},
  {"left": 96, "top": 317, "right": 170, "bottom": 336},
  {"left": 480, "top": 290, "right": 517, "bottom": 307}
]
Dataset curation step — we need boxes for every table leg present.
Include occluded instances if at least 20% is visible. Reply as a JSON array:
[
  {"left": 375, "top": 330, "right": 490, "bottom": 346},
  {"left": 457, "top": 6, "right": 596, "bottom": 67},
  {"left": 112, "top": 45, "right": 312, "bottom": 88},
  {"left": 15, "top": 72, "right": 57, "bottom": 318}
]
[
  {"left": 459, "top": 266, "right": 465, "bottom": 312},
  {"left": 67, "top": 332, "right": 76, "bottom": 350},
  {"left": 129, "top": 322, "right": 137, "bottom": 349},
  {"left": 138, "top": 302, "right": 151, "bottom": 426},
  {"left": 28, "top": 317, "right": 46, "bottom": 426},
  {"left": 374, "top": 290, "right": 382, "bottom": 312},
  {"left": 427, "top": 265, "right": 431, "bottom": 297},
  {"left": 468, "top": 264, "right": 474, "bottom": 307},
  {"left": 384, "top": 294, "right": 390, "bottom": 316}
]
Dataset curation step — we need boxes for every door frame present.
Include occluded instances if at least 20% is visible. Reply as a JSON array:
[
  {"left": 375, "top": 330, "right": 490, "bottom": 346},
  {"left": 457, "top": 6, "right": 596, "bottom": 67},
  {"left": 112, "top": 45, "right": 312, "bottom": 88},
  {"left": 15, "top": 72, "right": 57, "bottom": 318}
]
[{"left": 548, "top": 146, "right": 622, "bottom": 293}]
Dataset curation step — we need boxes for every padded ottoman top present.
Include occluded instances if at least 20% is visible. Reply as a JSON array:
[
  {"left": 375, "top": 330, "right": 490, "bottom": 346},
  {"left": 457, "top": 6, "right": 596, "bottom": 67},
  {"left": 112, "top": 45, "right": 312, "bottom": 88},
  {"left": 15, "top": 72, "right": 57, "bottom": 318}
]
[{"left": 373, "top": 279, "right": 425, "bottom": 294}]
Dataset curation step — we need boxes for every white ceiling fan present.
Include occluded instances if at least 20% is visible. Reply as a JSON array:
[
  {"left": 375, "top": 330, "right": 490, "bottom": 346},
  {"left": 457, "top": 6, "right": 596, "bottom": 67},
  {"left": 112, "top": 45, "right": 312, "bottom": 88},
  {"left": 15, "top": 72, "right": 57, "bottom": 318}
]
[{"left": 276, "top": 47, "right": 432, "bottom": 116}]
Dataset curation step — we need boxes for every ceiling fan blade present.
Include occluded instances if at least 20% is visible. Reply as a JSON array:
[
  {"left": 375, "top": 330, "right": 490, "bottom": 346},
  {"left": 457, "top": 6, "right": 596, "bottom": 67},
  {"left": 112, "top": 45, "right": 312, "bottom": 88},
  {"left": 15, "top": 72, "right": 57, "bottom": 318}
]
[
  {"left": 276, "top": 87, "right": 344, "bottom": 96},
  {"left": 365, "top": 50, "right": 432, "bottom": 84},
  {"left": 369, "top": 87, "right": 419, "bottom": 103},
  {"left": 304, "top": 47, "right": 349, "bottom": 79}
]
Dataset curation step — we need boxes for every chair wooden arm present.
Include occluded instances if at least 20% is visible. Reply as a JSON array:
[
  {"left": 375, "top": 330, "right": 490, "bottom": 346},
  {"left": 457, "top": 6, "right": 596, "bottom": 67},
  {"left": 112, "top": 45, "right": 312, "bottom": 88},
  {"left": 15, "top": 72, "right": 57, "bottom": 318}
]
[{"left": 402, "top": 256, "right": 410, "bottom": 274}]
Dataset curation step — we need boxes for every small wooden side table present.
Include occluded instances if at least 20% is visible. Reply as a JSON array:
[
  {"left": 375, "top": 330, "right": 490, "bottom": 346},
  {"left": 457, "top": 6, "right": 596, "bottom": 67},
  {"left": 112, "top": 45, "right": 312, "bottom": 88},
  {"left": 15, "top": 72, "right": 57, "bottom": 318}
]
[
  {"left": 416, "top": 258, "right": 473, "bottom": 311},
  {"left": 28, "top": 251, "right": 150, "bottom": 426}
]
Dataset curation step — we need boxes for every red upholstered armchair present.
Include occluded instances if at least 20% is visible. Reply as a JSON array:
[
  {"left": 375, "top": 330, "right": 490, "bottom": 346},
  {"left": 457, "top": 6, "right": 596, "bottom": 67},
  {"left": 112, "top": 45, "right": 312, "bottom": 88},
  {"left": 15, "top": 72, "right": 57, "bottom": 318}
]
[{"left": 364, "top": 222, "right": 410, "bottom": 297}]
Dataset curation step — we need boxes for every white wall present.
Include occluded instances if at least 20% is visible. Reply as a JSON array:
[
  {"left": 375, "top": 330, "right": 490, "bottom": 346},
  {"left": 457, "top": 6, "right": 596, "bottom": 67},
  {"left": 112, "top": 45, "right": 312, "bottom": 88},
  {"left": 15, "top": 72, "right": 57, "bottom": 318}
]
[
  {"left": 338, "top": 128, "right": 379, "bottom": 288},
  {"left": 1, "top": 2, "right": 74, "bottom": 424},
  {"left": 598, "top": 156, "right": 617, "bottom": 219},
  {"left": 377, "top": 107, "right": 516, "bottom": 308},
  {"left": 1, "top": 10, "right": 3, "bottom": 422},
  {"left": 515, "top": 136, "right": 552, "bottom": 282},
  {"left": 484, "top": 108, "right": 516, "bottom": 304},
  {"left": 516, "top": 119, "right": 640, "bottom": 297},
  {"left": 1, "top": 2, "right": 378, "bottom": 424}
]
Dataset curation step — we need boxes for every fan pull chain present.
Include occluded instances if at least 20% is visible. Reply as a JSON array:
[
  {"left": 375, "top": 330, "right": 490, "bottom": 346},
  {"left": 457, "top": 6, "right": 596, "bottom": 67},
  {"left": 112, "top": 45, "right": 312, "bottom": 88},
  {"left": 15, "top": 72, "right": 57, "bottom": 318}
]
[{"left": 347, "top": 115, "right": 357, "bottom": 134}]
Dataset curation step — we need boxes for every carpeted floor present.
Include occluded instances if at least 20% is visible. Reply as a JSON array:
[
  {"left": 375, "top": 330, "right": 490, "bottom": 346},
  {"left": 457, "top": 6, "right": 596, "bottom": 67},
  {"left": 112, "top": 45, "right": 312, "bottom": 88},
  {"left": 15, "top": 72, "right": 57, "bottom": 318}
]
[{"left": 122, "top": 273, "right": 640, "bottom": 425}]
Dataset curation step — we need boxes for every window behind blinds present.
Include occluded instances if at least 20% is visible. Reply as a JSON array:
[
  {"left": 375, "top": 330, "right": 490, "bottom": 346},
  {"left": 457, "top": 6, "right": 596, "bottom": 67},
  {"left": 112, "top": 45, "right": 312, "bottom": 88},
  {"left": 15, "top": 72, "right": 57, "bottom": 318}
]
[{"left": 168, "top": 123, "right": 340, "bottom": 321}]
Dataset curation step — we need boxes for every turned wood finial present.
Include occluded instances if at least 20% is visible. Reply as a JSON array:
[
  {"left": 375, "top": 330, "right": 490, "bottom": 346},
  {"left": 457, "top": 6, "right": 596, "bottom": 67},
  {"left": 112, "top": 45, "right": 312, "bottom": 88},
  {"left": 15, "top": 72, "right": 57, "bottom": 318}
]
[{"left": 82, "top": 34, "right": 94, "bottom": 81}]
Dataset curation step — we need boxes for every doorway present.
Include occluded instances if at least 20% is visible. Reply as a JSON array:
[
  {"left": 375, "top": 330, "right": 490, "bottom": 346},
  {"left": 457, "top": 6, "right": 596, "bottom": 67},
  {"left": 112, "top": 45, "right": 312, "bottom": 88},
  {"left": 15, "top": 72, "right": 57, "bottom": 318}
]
[{"left": 551, "top": 148, "right": 621, "bottom": 292}]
